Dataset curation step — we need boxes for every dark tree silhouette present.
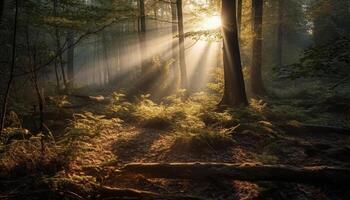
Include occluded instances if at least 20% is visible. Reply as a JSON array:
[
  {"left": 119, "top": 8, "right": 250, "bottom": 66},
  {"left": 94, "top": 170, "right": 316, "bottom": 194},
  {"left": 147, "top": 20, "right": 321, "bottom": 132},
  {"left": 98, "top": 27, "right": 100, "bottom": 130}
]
[
  {"left": 220, "top": 0, "right": 248, "bottom": 107},
  {"left": 251, "top": 0, "right": 266, "bottom": 95}
]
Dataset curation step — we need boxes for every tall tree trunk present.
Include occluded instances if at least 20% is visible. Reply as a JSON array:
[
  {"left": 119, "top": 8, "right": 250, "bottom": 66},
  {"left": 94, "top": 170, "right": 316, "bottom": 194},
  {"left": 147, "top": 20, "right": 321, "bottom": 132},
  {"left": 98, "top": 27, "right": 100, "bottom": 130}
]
[
  {"left": 53, "top": 0, "right": 68, "bottom": 90},
  {"left": 67, "top": 30, "right": 75, "bottom": 88},
  {"left": 220, "top": 0, "right": 248, "bottom": 107},
  {"left": 250, "top": 0, "right": 266, "bottom": 95},
  {"left": 54, "top": 60, "right": 61, "bottom": 91},
  {"left": 171, "top": 1, "right": 179, "bottom": 84},
  {"left": 102, "top": 33, "right": 110, "bottom": 85},
  {"left": 276, "top": 0, "right": 284, "bottom": 67},
  {"left": 237, "top": 0, "right": 242, "bottom": 35},
  {"left": 176, "top": 0, "right": 187, "bottom": 89},
  {"left": 0, "top": 0, "right": 4, "bottom": 23},
  {"left": 138, "top": 0, "right": 147, "bottom": 73},
  {"left": 0, "top": 0, "right": 18, "bottom": 135}
]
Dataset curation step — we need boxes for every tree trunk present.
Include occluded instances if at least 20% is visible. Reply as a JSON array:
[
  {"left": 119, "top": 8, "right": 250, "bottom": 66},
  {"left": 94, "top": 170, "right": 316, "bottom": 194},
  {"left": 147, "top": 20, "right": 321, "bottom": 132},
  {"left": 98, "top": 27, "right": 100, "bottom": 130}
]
[
  {"left": 176, "top": 0, "right": 188, "bottom": 89},
  {"left": 251, "top": 0, "right": 266, "bottom": 95},
  {"left": 67, "top": 30, "right": 75, "bottom": 88},
  {"left": 53, "top": 0, "right": 68, "bottom": 90},
  {"left": 138, "top": 0, "right": 147, "bottom": 74},
  {"left": 220, "top": 0, "right": 248, "bottom": 107},
  {"left": 102, "top": 33, "right": 110, "bottom": 85},
  {"left": 54, "top": 60, "right": 61, "bottom": 91},
  {"left": 276, "top": 0, "right": 284, "bottom": 67},
  {"left": 0, "top": 0, "right": 4, "bottom": 23},
  {"left": 121, "top": 163, "right": 350, "bottom": 184},
  {"left": 0, "top": 0, "right": 18, "bottom": 135},
  {"left": 237, "top": 0, "right": 243, "bottom": 35},
  {"left": 171, "top": 1, "right": 179, "bottom": 84}
]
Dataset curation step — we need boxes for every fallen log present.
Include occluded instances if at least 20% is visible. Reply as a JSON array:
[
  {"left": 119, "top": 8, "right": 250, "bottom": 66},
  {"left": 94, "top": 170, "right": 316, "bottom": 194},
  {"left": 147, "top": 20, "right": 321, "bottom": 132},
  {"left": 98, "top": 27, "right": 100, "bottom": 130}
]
[{"left": 121, "top": 163, "right": 350, "bottom": 184}]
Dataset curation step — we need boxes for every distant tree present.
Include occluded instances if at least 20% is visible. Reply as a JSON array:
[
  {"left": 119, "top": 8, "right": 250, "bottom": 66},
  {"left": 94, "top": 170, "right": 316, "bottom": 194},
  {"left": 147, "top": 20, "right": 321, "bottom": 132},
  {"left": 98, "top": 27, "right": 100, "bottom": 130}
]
[
  {"left": 138, "top": 0, "right": 147, "bottom": 73},
  {"left": 0, "top": 0, "right": 18, "bottom": 135},
  {"left": 220, "top": 0, "right": 248, "bottom": 107},
  {"left": 67, "top": 30, "right": 75, "bottom": 87},
  {"left": 311, "top": 0, "right": 350, "bottom": 46},
  {"left": 171, "top": 0, "right": 179, "bottom": 82},
  {"left": 251, "top": 0, "right": 266, "bottom": 95},
  {"left": 276, "top": 0, "right": 284, "bottom": 67},
  {"left": 176, "top": 0, "right": 188, "bottom": 89}
]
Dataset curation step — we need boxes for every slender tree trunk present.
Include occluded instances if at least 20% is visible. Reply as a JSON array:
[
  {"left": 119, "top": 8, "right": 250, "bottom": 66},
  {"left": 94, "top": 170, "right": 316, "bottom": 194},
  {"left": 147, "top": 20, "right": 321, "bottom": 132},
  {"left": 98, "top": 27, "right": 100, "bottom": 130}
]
[
  {"left": 171, "top": 1, "right": 179, "bottom": 84},
  {"left": 67, "top": 30, "right": 75, "bottom": 88},
  {"left": 53, "top": 0, "right": 68, "bottom": 90},
  {"left": 138, "top": 0, "right": 147, "bottom": 73},
  {"left": 250, "top": 0, "right": 266, "bottom": 95},
  {"left": 220, "top": 0, "right": 248, "bottom": 107},
  {"left": 102, "top": 33, "right": 110, "bottom": 85},
  {"left": 54, "top": 60, "right": 61, "bottom": 91},
  {"left": 276, "top": 0, "right": 284, "bottom": 67},
  {"left": 176, "top": 0, "right": 187, "bottom": 89},
  {"left": 0, "top": 0, "right": 18, "bottom": 135}
]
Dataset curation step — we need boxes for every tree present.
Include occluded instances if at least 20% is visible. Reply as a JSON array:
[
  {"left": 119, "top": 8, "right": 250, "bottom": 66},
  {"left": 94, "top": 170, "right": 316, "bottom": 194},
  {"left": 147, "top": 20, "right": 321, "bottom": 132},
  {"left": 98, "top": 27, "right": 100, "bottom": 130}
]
[
  {"left": 276, "top": 0, "right": 284, "bottom": 67},
  {"left": 251, "top": 0, "right": 266, "bottom": 95},
  {"left": 0, "top": 0, "right": 4, "bottom": 22},
  {"left": 171, "top": 0, "right": 179, "bottom": 83},
  {"left": 0, "top": 0, "right": 18, "bottom": 135},
  {"left": 53, "top": 0, "right": 68, "bottom": 91},
  {"left": 67, "top": 30, "right": 75, "bottom": 87},
  {"left": 176, "top": 0, "right": 187, "bottom": 89},
  {"left": 220, "top": 0, "right": 248, "bottom": 107},
  {"left": 237, "top": 0, "right": 243, "bottom": 34},
  {"left": 138, "top": 0, "right": 147, "bottom": 73}
]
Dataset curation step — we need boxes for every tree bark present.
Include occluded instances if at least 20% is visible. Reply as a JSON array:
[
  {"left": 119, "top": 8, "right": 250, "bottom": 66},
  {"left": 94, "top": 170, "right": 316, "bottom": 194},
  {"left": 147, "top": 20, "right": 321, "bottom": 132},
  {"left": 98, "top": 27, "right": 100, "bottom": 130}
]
[
  {"left": 67, "top": 30, "right": 75, "bottom": 88},
  {"left": 0, "top": 0, "right": 4, "bottom": 23},
  {"left": 54, "top": 60, "right": 61, "bottom": 91},
  {"left": 251, "top": 0, "right": 266, "bottom": 95},
  {"left": 121, "top": 162, "right": 350, "bottom": 184},
  {"left": 53, "top": 0, "right": 68, "bottom": 90},
  {"left": 171, "top": 1, "right": 179, "bottom": 84},
  {"left": 220, "top": 0, "right": 248, "bottom": 107},
  {"left": 237, "top": 0, "right": 243, "bottom": 35},
  {"left": 102, "top": 33, "right": 110, "bottom": 85},
  {"left": 276, "top": 0, "right": 284, "bottom": 67},
  {"left": 138, "top": 0, "right": 147, "bottom": 74},
  {"left": 176, "top": 0, "right": 188, "bottom": 89},
  {"left": 0, "top": 0, "right": 18, "bottom": 135}
]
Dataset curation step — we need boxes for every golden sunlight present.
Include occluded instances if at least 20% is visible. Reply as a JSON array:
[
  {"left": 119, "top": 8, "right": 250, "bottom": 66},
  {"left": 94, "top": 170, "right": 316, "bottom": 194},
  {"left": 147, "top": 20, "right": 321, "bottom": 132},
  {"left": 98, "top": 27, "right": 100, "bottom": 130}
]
[{"left": 201, "top": 15, "right": 222, "bottom": 30}]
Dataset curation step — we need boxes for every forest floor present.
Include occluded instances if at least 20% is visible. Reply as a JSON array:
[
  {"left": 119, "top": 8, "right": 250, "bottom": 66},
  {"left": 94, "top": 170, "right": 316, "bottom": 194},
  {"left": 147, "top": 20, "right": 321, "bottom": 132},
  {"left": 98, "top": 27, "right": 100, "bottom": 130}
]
[{"left": 1, "top": 87, "right": 350, "bottom": 199}]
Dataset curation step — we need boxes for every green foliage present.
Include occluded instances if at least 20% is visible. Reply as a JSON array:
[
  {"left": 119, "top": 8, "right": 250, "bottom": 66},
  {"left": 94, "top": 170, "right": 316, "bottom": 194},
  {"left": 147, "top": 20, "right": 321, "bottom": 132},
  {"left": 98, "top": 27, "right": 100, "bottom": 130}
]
[
  {"left": 63, "top": 112, "right": 123, "bottom": 142},
  {"left": 172, "top": 127, "right": 235, "bottom": 151},
  {"left": 275, "top": 37, "right": 350, "bottom": 80}
]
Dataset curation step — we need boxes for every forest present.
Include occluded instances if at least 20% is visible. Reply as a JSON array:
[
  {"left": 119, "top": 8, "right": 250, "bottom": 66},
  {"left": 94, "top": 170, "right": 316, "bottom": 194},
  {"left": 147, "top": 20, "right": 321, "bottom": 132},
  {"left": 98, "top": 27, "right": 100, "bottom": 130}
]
[{"left": 0, "top": 0, "right": 350, "bottom": 199}]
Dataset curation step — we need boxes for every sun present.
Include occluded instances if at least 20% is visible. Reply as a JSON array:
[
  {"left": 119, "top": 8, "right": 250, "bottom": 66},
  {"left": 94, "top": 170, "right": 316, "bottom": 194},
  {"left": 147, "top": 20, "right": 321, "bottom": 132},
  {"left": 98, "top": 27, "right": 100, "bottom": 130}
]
[{"left": 201, "top": 15, "right": 222, "bottom": 30}]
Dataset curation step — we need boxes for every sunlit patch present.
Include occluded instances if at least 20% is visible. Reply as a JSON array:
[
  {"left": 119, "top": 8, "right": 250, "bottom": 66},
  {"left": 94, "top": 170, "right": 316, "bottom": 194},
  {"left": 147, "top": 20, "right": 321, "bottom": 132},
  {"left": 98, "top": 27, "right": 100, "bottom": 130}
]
[{"left": 201, "top": 15, "right": 221, "bottom": 30}]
